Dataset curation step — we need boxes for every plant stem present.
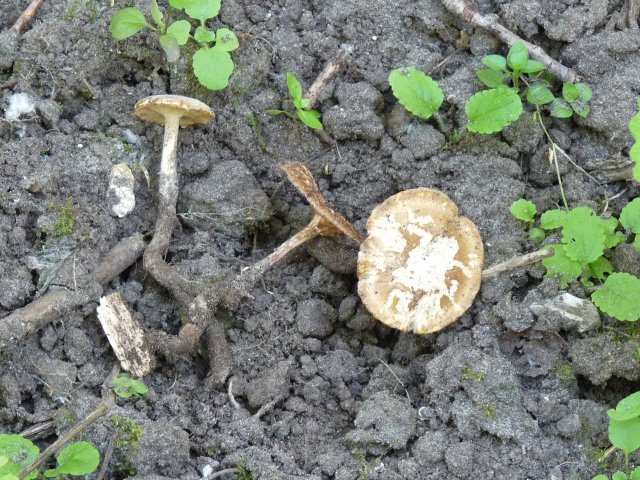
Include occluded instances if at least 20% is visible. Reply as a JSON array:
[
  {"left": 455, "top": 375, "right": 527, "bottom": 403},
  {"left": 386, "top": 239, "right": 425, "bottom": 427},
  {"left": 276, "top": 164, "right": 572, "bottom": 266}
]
[
  {"left": 433, "top": 112, "right": 452, "bottom": 139},
  {"left": 535, "top": 106, "right": 569, "bottom": 209}
]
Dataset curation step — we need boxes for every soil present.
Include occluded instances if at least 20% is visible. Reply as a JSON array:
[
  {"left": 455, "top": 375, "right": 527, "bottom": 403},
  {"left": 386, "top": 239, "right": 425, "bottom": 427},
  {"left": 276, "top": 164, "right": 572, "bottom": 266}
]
[{"left": 1, "top": 0, "right": 640, "bottom": 479}]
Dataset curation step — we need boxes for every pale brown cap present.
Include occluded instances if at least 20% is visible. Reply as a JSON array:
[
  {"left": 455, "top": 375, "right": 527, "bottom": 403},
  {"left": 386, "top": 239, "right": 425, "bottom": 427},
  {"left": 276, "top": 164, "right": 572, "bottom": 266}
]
[
  {"left": 282, "top": 162, "right": 364, "bottom": 244},
  {"left": 357, "top": 188, "right": 484, "bottom": 334},
  {"left": 134, "top": 95, "right": 214, "bottom": 127}
]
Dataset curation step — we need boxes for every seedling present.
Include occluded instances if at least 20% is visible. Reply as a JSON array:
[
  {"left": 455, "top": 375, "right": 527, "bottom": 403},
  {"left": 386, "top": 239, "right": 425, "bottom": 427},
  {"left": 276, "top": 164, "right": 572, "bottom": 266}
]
[
  {"left": 266, "top": 72, "right": 324, "bottom": 130},
  {"left": 109, "top": 0, "right": 239, "bottom": 91},
  {"left": 509, "top": 198, "right": 640, "bottom": 321},
  {"left": 112, "top": 373, "right": 149, "bottom": 399},
  {"left": 0, "top": 435, "right": 99, "bottom": 479},
  {"left": 510, "top": 198, "right": 545, "bottom": 243},
  {"left": 628, "top": 98, "right": 640, "bottom": 182},
  {"left": 466, "top": 41, "right": 592, "bottom": 133},
  {"left": 593, "top": 391, "right": 640, "bottom": 480}
]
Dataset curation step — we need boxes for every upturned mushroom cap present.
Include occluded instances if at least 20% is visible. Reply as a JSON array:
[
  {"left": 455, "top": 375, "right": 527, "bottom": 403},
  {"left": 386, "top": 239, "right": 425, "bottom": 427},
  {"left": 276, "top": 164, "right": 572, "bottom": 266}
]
[
  {"left": 134, "top": 94, "right": 214, "bottom": 127},
  {"left": 357, "top": 188, "right": 484, "bottom": 334},
  {"left": 282, "top": 162, "right": 364, "bottom": 244}
]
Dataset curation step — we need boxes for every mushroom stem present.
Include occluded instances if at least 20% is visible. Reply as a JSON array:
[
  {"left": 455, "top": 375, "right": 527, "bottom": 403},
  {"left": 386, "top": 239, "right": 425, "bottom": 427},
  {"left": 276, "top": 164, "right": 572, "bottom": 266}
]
[{"left": 481, "top": 249, "right": 553, "bottom": 280}]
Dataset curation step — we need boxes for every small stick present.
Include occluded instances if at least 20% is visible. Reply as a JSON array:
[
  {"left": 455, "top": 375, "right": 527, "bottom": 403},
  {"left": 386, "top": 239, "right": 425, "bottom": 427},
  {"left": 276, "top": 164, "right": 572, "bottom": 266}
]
[
  {"left": 205, "top": 468, "right": 239, "bottom": 479},
  {"left": 440, "top": 0, "right": 580, "bottom": 84},
  {"left": 11, "top": 0, "right": 44, "bottom": 34},
  {"left": 481, "top": 249, "right": 553, "bottom": 280},
  {"left": 94, "top": 433, "right": 118, "bottom": 480},
  {"left": 303, "top": 46, "right": 352, "bottom": 109}
]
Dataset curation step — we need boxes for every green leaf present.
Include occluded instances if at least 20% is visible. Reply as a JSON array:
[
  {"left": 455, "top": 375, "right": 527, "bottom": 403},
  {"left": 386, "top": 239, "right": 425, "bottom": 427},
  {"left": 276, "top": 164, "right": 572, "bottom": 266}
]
[
  {"left": 506, "top": 41, "right": 528, "bottom": 71},
  {"left": 388, "top": 67, "right": 444, "bottom": 121},
  {"left": 109, "top": 8, "right": 149, "bottom": 41},
  {"left": 550, "top": 98, "right": 573, "bottom": 118},
  {"left": 477, "top": 69, "right": 506, "bottom": 88},
  {"left": 194, "top": 26, "right": 216, "bottom": 43},
  {"left": 526, "top": 83, "right": 554, "bottom": 105},
  {"left": 603, "top": 217, "right": 625, "bottom": 249},
  {"left": 542, "top": 245, "right": 582, "bottom": 288},
  {"left": 265, "top": 109, "right": 287, "bottom": 116},
  {"left": 540, "top": 209, "right": 567, "bottom": 229},
  {"left": 172, "top": 0, "right": 221, "bottom": 21},
  {"left": 613, "top": 472, "right": 629, "bottom": 480},
  {"left": 634, "top": 235, "right": 640, "bottom": 252},
  {"left": 481, "top": 55, "right": 507, "bottom": 71},
  {"left": 562, "top": 83, "right": 580, "bottom": 102},
  {"left": 574, "top": 83, "right": 593, "bottom": 102},
  {"left": 570, "top": 100, "right": 590, "bottom": 118},
  {"left": 159, "top": 34, "right": 180, "bottom": 63},
  {"left": 609, "top": 415, "right": 640, "bottom": 455},
  {"left": 166, "top": 20, "right": 191, "bottom": 45},
  {"left": 608, "top": 392, "right": 640, "bottom": 421},
  {"left": 592, "top": 272, "right": 640, "bottom": 321},
  {"left": 521, "top": 59, "right": 546, "bottom": 74},
  {"left": 510, "top": 199, "right": 537, "bottom": 223},
  {"left": 465, "top": 87, "right": 523, "bottom": 134},
  {"left": 0, "top": 435, "right": 39, "bottom": 480},
  {"left": 44, "top": 442, "right": 99, "bottom": 478},
  {"left": 112, "top": 373, "right": 149, "bottom": 399},
  {"left": 297, "top": 109, "right": 323, "bottom": 130},
  {"left": 585, "top": 257, "right": 613, "bottom": 281},
  {"left": 287, "top": 71, "right": 303, "bottom": 103},
  {"left": 529, "top": 228, "right": 545, "bottom": 243},
  {"left": 215, "top": 28, "right": 239, "bottom": 52},
  {"left": 620, "top": 198, "right": 640, "bottom": 234},
  {"left": 591, "top": 476, "right": 608, "bottom": 480},
  {"left": 192, "top": 46, "right": 234, "bottom": 91},
  {"left": 631, "top": 466, "right": 640, "bottom": 480},
  {"left": 150, "top": 0, "right": 165, "bottom": 29},
  {"left": 560, "top": 207, "right": 606, "bottom": 264}
]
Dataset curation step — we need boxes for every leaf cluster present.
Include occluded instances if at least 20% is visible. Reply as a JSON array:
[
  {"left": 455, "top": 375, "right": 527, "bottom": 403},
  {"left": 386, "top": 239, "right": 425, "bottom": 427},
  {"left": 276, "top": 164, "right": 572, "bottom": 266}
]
[
  {"left": 266, "top": 72, "right": 324, "bottom": 130},
  {"left": 113, "top": 373, "right": 149, "bottom": 399},
  {"left": 109, "top": 0, "right": 238, "bottom": 91},
  {"left": 0, "top": 435, "right": 99, "bottom": 479},
  {"left": 510, "top": 198, "right": 640, "bottom": 321}
]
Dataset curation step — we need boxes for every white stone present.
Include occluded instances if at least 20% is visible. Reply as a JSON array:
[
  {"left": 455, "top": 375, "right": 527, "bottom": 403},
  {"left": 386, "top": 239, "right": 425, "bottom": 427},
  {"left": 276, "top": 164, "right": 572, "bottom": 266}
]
[
  {"left": 107, "top": 163, "right": 135, "bottom": 218},
  {"left": 4, "top": 93, "right": 35, "bottom": 121}
]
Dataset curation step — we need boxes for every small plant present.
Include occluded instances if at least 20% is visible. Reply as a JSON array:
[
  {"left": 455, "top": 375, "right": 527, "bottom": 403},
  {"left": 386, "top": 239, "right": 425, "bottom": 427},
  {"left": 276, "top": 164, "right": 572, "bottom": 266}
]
[
  {"left": 112, "top": 373, "right": 149, "bottom": 399},
  {"left": 510, "top": 198, "right": 545, "bottom": 243},
  {"left": 509, "top": 198, "right": 640, "bottom": 321},
  {"left": 629, "top": 98, "right": 640, "bottom": 182},
  {"left": 266, "top": 72, "right": 323, "bottom": 130},
  {"left": 466, "top": 41, "right": 592, "bottom": 133},
  {"left": 0, "top": 435, "right": 99, "bottom": 479},
  {"left": 593, "top": 392, "right": 640, "bottom": 480},
  {"left": 109, "top": 0, "right": 238, "bottom": 91}
]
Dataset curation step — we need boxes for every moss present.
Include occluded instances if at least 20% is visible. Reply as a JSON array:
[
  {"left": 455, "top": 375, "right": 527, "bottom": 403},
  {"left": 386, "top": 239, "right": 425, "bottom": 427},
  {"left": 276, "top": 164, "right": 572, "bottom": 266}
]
[
  {"left": 46, "top": 199, "right": 75, "bottom": 238},
  {"left": 112, "top": 416, "right": 144, "bottom": 452},
  {"left": 553, "top": 361, "right": 575, "bottom": 383},
  {"left": 236, "top": 461, "right": 254, "bottom": 480},
  {"left": 478, "top": 402, "right": 498, "bottom": 420},
  {"left": 462, "top": 365, "right": 486, "bottom": 382}
]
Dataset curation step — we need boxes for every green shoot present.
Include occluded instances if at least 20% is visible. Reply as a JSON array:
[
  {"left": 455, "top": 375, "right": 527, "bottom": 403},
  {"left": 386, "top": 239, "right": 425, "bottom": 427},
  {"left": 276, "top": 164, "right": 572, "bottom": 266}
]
[
  {"left": 113, "top": 373, "right": 149, "bottom": 399},
  {"left": 109, "top": 0, "right": 238, "bottom": 91},
  {"left": 266, "top": 72, "right": 323, "bottom": 130},
  {"left": 43, "top": 442, "right": 100, "bottom": 478},
  {"left": 629, "top": 98, "right": 640, "bottom": 182},
  {"left": 550, "top": 83, "right": 593, "bottom": 119},
  {"left": 509, "top": 199, "right": 545, "bottom": 243}
]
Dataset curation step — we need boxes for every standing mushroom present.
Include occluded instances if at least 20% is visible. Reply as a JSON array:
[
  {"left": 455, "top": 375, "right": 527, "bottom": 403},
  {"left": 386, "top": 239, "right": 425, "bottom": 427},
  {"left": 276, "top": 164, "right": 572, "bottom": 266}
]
[
  {"left": 357, "top": 188, "right": 484, "bottom": 334},
  {"left": 134, "top": 94, "right": 214, "bottom": 306}
]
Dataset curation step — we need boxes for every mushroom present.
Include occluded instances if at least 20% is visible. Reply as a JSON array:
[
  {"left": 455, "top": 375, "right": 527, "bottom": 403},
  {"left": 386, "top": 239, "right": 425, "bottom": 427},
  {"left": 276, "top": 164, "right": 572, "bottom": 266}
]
[
  {"left": 243, "top": 162, "right": 363, "bottom": 281},
  {"left": 357, "top": 188, "right": 484, "bottom": 334},
  {"left": 134, "top": 94, "right": 214, "bottom": 306}
]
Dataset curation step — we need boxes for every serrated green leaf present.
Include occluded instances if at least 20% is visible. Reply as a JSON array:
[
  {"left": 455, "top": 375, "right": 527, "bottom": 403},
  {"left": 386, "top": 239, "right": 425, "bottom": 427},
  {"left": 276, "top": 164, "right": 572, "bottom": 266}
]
[
  {"left": 542, "top": 245, "right": 583, "bottom": 288},
  {"left": 287, "top": 72, "right": 303, "bottom": 103},
  {"left": 465, "top": 87, "right": 522, "bottom": 134},
  {"left": 540, "top": 209, "right": 567, "bottom": 229},
  {"left": 603, "top": 216, "right": 625, "bottom": 249},
  {"left": 609, "top": 415, "right": 640, "bottom": 454},
  {"left": 173, "top": 0, "right": 221, "bottom": 21},
  {"left": 574, "top": 83, "right": 593, "bottom": 102},
  {"left": 109, "top": 8, "right": 149, "bottom": 40},
  {"left": 150, "top": 0, "right": 165, "bottom": 29},
  {"left": 529, "top": 228, "right": 545, "bottom": 243},
  {"left": 113, "top": 373, "right": 149, "bottom": 398},
  {"left": 526, "top": 83, "right": 554, "bottom": 106},
  {"left": 550, "top": 98, "right": 573, "bottom": 118},
  {"left": 388, "top": 67, "right": 444, "bottom": 120},
  {"left": 159, "top": 33, "right": 180, "bottom": 62},
  {"left": 297, "top": 109, "right": 323, "bottom": 130},
  {"left": 592, "top": 272, "right": 640, "bottom": 321},
  {"left": 620, "top": 198, "right": 640, "bottom": 234},
  {"left": 522, "top": 59, "right": 546, "bottom": 74},
  {"left": 215, "top": 28, "right": 239, "bottom": 52},
  {"left": 0, "top": 435, "right": 39, "bottom": 480},
  {"left": 561, "top": 207, "right": 606, "bottom": 264},
  {"left": 193, "top": 46, "right": 234, "bottom": 91},
  {"left": 608, "top": 392, "right": 640, "bottom": 421},
  {"left": 477, "top": 69, "right": 506, "bottom": 88},
  {"left": 613, "top": 472, "right": 630, "bottom": 480},
  {"left": 586, "top": 257, "right": 613, "bottom": 281},
  {"left": 194, "top": 25, "right": 216, "bottom": 43},
  {"left": 44, "top": 442, "right": 99, "bottom": 478},
  {"left": 510, "top": 198, "right": 537, "bottom": 223},
  {"left": 507, "top": 41, "right": 528, "bottom": 71},
  {"left": 166, "top": 20, "right": 191, "bottom": 45},
  {"left": 482, "top": 55, "right": 506, "bottom": 71},
  {"left": 562, "top": 83, "right": 580, "bottom": 102}
]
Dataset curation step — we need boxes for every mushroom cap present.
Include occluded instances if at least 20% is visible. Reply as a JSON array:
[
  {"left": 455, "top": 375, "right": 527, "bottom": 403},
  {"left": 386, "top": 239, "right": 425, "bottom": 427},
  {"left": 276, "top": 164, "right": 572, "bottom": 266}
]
[
  {"left": 357, "top": 188, "right": 484, "bottom": 334},
  {"left": 134, "top": 95, "right": 214, "bottom": 127},
  {"left": 282, "top": 162, "right": 364, "bottom": 244}
]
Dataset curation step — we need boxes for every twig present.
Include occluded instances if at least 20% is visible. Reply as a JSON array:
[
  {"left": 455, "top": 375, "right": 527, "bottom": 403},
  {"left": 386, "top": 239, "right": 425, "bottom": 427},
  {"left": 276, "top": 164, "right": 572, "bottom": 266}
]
[
  {"left": 11, "top": 0, "right": 44, "bottom": 34},
  {"left": 377, "top": 359, "right": 411, "bottom": 402},
  {"left": 303, "top": 46, "right": 352, "bottom": 109},
  {"left": 628, "top": 0, "right": 640, "bottom": 29},
  {"left": 94, "top": 433, "right": 118, "bottom": 480},
  {"left": 204, "top": 468, "right": 239, "bottom": 479},
  {"left": 253, "top": 395, "right": 283, "bottom": 420},
  {"left": 18, "top": 365, "right": 119, "bottom": 479},
  {"left": 227, "top": 378, "right": 241, "bottom": 410},
  {"left": 440, "top": 0, "right": 579, "bottom": 84},
  {"left": 481, "top": 249, "right": 553, "bottom": 280}
]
